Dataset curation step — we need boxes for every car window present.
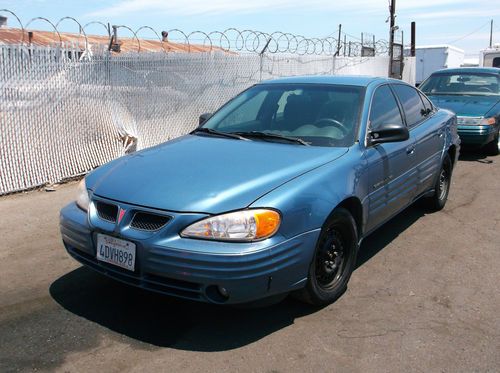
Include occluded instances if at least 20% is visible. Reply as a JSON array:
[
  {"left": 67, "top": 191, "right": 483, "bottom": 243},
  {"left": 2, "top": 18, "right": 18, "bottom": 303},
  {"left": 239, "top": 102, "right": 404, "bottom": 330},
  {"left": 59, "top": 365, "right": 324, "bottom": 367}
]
[
  {"left": 392, "top": 84, "right": 427, "bottom": 128},
  {"left": 217, "top": 90, "right": 268, "bottom": 129},
  {"left": 419, "top": 72, "right": 500, "bottom": 95},
  {"left": 368, "top": 85, "right": 404, "bottom": 131},
  {"left": 276, "top": 89, "right": 302, "bottom": 117},
  {"left": 493, "top": 57, "right": 500, "bottom": 68},
  {"left": 419, "top": 92, "right": 434, "bottom": 112},
  {"left": 202, "top": 83, "right": 364, "bottom": 147}
]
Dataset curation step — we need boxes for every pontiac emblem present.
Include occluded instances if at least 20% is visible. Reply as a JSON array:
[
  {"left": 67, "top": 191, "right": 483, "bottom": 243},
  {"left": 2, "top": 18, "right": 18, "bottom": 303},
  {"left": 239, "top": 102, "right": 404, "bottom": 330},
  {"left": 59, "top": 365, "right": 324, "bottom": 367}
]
[{"left": 117, "top": 208, "right": 126, "bottom": 223}]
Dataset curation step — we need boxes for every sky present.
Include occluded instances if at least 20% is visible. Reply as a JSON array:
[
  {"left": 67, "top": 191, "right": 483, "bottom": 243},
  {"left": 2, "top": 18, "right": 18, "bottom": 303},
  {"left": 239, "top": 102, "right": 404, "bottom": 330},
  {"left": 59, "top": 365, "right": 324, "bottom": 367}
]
[{"left": 1, "top": 0, "right": 500, "bottom": 57}]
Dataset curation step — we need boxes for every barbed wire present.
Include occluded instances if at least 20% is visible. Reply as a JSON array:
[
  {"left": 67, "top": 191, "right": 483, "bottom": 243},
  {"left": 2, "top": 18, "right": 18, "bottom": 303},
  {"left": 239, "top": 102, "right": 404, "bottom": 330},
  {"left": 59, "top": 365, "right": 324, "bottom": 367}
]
[{"left": 0, "top": 8, "right": 389, "bottom": 56}]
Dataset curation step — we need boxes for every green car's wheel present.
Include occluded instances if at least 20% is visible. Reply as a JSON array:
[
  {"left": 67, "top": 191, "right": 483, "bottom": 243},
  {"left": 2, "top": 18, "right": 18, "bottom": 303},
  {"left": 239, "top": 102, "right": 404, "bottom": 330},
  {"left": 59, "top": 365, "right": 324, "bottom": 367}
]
[
  {"left": 484, "top": 130, "right": 500, "bottom": 156},
  {"left": 295, "top": 208, "right": 358, "bottom": 306}
]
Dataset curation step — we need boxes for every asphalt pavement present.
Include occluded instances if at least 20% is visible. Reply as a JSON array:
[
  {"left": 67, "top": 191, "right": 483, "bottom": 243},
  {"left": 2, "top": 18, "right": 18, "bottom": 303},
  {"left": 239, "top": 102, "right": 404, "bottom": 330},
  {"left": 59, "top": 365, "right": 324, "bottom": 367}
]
[{"left": 0, "top": 149, "right": 499, "bottom": 372}]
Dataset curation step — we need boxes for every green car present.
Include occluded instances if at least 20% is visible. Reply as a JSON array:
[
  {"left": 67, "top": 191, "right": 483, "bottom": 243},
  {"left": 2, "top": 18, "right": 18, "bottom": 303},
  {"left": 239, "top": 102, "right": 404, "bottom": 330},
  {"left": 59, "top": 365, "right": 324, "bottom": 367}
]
[{"left": 420, "top": 67, "right": 500, "bottom": 155}]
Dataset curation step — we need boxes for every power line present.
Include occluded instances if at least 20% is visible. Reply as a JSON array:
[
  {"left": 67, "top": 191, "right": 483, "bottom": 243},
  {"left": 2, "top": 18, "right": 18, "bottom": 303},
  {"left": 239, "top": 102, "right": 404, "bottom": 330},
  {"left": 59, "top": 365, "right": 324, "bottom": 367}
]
[
  {"left": 323, "top": 27, "right": 339, "bottom": 39},
  {"left": 323, "top": 28, "right": 364, "bottom": 41},
  {"left": 446, "top": 20, "right": 491, "bottom": 44},
  {"left": 342, "top": 31, "right": 362, "bottom": 41}
]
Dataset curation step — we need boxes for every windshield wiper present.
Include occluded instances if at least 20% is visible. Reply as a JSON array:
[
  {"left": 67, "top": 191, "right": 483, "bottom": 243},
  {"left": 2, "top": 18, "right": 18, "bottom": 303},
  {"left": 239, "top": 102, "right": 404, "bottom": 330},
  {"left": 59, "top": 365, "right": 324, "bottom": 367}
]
[
  {"left": 232, "top": 131, "right": 310, "bottom": 146},
  {"left": 424, "top": 92, "right": 462, "bottom": 96},
  {"left": 426, "top": 92, "right": 500, "bottom": 97},
  {"left": 191, "top": 127, "right": 249, "bottom": 140}
]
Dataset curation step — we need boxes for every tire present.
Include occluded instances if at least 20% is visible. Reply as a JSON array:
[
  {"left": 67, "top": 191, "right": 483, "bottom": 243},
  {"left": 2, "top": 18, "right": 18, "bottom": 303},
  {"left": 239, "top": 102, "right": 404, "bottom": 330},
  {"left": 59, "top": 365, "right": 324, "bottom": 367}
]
[
  {"left": 484, "top": 130, "right": 500, "bottom": 156},
  {"left": 425, "top": 154, "right": 452, "bottom": 212},
  {"left": 294, "top": 208, "right": 358, "bottom": 306}
]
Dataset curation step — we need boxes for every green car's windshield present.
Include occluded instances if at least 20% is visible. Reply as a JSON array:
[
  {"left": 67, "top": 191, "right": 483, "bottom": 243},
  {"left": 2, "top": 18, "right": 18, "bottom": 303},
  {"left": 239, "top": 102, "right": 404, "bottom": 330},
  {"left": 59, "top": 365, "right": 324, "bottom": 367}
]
[
  {"left": 200, "top": 83, "right": 364, "bottom": 147},
  {"left": 420, "top": 72, "right": 500, "bottom": 96}
]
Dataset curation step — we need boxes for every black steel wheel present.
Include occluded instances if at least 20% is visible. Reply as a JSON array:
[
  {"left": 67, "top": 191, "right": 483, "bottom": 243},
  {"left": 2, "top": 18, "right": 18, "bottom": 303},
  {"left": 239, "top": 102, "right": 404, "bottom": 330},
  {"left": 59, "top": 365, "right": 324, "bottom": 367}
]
[
  {"left": 315, "top": 229, "right": 347, "bottom": 290},
  {"left": 295, "top": 208, "right": 358, "bottom": 306},
  {"left": 425, "top": 154, "right": 452, "bottom": 211}
]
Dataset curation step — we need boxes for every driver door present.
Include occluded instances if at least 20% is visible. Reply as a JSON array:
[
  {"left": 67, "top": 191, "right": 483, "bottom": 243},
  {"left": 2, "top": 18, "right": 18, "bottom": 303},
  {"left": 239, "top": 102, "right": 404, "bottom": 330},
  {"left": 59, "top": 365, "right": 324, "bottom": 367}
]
[{"left": 365, "top": 84, "right": 418, "bottom": 232}]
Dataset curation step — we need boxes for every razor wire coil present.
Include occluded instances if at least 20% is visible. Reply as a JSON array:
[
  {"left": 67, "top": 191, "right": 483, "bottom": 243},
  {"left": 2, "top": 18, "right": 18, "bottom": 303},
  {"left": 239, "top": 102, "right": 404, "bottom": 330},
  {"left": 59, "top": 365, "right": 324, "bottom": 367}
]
[{"left": 0, "top": 9, "right": 388, "bottom": 56}]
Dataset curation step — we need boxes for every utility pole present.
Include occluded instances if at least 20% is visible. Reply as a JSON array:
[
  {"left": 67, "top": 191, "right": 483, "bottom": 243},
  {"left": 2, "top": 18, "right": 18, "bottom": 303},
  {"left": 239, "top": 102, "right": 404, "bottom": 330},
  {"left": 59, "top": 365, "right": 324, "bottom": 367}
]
[
  {"left": 388, "top": 0, "right": 396, "bottom": 77},
  {"left": 490, "top": 19, "right": 493, "bottom": 48},
  {"left": 410, "top": 22, "right": 416, "bottom": 57}
]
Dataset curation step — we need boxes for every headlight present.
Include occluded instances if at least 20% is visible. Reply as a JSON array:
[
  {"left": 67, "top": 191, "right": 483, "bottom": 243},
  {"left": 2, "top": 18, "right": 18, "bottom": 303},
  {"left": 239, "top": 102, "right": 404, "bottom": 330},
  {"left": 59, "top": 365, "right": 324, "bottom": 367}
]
[
  {"left": 181, "top": 209, "right": 281, "bottom": 241},
  {"left": 456, "top": 116, "right": 496, "bottom": 126},
  {"left": 76, "top": 179, "right": 90, "bottom": 212}
]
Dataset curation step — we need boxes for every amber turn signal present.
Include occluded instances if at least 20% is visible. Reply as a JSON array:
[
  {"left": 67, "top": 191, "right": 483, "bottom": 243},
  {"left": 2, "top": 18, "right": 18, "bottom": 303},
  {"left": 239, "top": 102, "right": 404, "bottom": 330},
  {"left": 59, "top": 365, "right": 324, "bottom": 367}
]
[{"left": 254, "top": 210, "right": 281, "bottom": 239}]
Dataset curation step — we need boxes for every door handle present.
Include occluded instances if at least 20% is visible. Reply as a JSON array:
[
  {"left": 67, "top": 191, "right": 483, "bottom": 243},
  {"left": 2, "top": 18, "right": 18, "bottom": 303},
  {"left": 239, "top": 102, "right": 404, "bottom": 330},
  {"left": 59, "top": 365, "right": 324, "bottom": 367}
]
[
  {"left": 438, "top": 130, "right": 444, "bottom": 138},
  {"left": 406, "top": 145, "right": 415, "bottom": 155}
]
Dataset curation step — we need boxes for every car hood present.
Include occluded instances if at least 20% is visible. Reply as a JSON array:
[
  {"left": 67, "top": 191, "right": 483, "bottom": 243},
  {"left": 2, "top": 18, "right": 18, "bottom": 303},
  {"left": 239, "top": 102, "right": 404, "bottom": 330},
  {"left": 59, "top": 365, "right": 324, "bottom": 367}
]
[
  {"left": 427, "top": 94, "right": 500, "bottom": 117},
  {"left": 87, "top": 135, "right": 348, "bottom": 214}
]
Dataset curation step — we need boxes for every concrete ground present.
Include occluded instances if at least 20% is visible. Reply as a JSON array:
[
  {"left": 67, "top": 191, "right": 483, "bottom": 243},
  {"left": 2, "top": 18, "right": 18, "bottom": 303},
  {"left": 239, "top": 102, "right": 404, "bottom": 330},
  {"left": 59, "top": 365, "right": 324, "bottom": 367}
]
[{"left": 0, "top": 150, "right": 499, "bottom": 373}]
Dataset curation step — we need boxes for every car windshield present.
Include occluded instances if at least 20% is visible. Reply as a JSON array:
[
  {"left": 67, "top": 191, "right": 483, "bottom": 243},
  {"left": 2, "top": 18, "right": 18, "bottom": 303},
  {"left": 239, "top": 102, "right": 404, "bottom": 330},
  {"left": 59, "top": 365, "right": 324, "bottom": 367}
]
[
  {"left": 420, "top": 72, "right": 500, "bottom": 96},
  {"left": 200, "top": 83, "right": 364, "bottom": 147}
]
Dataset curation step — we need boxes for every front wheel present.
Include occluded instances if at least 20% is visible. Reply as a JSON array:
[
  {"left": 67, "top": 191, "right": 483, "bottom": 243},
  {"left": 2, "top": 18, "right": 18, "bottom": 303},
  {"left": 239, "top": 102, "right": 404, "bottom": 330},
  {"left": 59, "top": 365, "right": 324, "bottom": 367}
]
[
  {"left": 294, "top": 208, "right": 358, "bottom": 306},
  {"left": 425, "top": 154, "right": 452, "bottom": 211},
  {"left": 484, "top": 130, "right": 500, "bottom": 156}
]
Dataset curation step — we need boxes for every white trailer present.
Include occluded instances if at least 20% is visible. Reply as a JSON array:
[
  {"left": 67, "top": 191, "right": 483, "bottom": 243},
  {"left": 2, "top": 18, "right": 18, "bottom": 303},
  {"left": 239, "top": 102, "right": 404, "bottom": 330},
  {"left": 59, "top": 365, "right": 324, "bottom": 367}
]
[
  {"left": 413, "top": 45, "right": 465, "bottom": 85},
  {"left": 480, "top": 45, "right": 500, "bottom": 68}
]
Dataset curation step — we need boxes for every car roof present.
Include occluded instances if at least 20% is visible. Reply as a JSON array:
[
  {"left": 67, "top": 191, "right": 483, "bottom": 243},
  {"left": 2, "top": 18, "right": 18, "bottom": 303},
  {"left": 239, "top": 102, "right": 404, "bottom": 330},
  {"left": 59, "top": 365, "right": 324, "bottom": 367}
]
[
  {"left": 431, "top": 67, "right": 500, "bottom": 75},
  {"left": 259, "top": 75, "right": 402, "bottom": 87}
]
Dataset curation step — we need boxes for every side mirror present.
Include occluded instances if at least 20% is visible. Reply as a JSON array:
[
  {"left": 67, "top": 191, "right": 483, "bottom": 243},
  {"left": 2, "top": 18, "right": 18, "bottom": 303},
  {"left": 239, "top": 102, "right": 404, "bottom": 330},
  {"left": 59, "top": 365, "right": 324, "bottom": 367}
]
[
  {"left": 199, "top": 113, "right": 212, "bottom": 126},
  {"left": 368, "top": 123, "right": 409, "bottom": 146}
]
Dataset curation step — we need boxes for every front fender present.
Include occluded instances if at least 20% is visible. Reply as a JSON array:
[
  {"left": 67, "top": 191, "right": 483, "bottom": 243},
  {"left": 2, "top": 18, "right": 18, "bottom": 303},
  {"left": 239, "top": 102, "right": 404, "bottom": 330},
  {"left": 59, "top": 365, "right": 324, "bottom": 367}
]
[
  {"left": 444, "top": 112, "right": 460, "bottom": 165},
  {"left": 250, "top": 148, "right": 368, "bottom": 239}
]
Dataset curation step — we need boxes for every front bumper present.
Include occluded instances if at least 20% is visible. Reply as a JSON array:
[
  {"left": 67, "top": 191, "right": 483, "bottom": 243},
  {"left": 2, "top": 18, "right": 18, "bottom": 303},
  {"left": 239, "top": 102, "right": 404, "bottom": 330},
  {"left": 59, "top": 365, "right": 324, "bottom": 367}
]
[
  {"left": 60, "top": 201, "right": 319, "bottom": 304},
  {"left": 457, "top": 125, "right": 498, "bottom": 146}
]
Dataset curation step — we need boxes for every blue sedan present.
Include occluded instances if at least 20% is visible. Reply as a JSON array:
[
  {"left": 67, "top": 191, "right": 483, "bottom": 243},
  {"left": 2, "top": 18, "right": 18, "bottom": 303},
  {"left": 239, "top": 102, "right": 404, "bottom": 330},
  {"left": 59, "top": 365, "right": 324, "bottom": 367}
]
[
  {"left": 60, "top": 76, "right": 460, "bottom": 306},
  {"left": 419, "top": 67, "right": 500, "bottom": 155}
]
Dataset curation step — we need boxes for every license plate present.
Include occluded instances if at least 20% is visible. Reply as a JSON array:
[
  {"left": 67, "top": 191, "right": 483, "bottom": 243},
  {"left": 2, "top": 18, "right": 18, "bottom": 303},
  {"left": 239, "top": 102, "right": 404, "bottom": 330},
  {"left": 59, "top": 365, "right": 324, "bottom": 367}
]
[{"left": 96, "top": 234, "right": 136, "bottom": 271}]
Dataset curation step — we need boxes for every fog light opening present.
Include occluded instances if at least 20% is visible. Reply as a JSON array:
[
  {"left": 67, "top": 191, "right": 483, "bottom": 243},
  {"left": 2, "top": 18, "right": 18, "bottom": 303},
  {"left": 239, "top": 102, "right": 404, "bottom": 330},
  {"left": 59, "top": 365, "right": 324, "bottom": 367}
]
[
  {"left": 205, "top": 285, "right": 230, "bottom": 303},
  {"left": 218, "top": 286, "right": 229, "bottom": 298}
]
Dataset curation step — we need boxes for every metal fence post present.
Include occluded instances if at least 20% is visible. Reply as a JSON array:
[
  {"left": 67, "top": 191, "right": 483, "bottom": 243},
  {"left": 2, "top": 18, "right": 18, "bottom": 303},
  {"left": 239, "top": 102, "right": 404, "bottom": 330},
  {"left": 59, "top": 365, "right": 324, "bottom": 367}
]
[{"left": 259, "top": 37, "right": 271, "bottom": 82}]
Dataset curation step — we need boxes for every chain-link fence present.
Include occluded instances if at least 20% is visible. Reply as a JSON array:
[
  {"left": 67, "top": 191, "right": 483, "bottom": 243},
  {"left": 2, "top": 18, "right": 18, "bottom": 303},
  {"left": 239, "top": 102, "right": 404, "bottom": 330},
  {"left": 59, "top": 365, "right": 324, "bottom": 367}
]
[
  {"left": 0, "top": 45, "right": 416, "bottom": 195},
  {"left": 0, "top": 12, "right": 415, "bottom": 195}
]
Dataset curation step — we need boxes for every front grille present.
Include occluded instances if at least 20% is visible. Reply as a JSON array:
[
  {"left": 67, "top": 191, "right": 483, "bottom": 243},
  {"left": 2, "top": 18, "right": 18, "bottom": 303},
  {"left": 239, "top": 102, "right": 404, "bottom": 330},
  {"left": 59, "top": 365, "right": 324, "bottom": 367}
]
[
  {"left": 95, "top": 201, "right": 118, "bottom": 223},
  {"left": 130, "top": 212, "right": 171, "bottom": 231},
  {"left": 456, "top": 116, "right": 482, "bottom": 126}
]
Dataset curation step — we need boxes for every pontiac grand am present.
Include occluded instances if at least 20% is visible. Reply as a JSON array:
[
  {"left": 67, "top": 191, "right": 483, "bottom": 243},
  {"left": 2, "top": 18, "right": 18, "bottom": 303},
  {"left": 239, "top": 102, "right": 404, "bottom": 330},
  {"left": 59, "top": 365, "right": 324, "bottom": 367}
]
[{"left": 60, "top": 76, "right": 460, "bottom": 306}]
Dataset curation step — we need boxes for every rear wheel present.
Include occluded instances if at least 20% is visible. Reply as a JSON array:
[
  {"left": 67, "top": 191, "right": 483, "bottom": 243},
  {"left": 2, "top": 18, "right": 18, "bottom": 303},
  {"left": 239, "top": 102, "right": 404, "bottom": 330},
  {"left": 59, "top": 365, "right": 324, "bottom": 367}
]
[
  {"left": 295, "top": 208, "right": 358, "bottom": 306},
  {"left": 425, "top": 154, "right": 452, "bottom": 211},
  {"left": 484, "top": 130, "right": 500, "bottom": 156}
]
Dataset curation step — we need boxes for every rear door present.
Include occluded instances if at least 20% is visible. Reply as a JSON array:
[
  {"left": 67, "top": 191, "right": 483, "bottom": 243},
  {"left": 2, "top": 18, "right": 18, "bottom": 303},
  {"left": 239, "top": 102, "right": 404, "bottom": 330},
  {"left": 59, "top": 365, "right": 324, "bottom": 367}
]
[
  {"left": 365, "top": 85, "right": 418, "bottom": 232},
  {"left": 392, "top": 84, "right": 445, "bottom": 196}
]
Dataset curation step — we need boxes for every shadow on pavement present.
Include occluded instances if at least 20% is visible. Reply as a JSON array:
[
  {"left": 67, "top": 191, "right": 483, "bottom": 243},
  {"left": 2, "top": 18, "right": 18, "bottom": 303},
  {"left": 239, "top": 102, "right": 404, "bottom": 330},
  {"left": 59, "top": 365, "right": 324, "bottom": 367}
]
[
  {"left": 50, "top": 203, "right": 427, "bottom": 350},
  {"left": 356, "top": 203, "right": 426, "bottom": 268},
  {"left": 50, "top": 268, "right": 319, "bottom": 350},
  {"left": 458, "top": 147, "right": 493, "bottom": 163}
]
